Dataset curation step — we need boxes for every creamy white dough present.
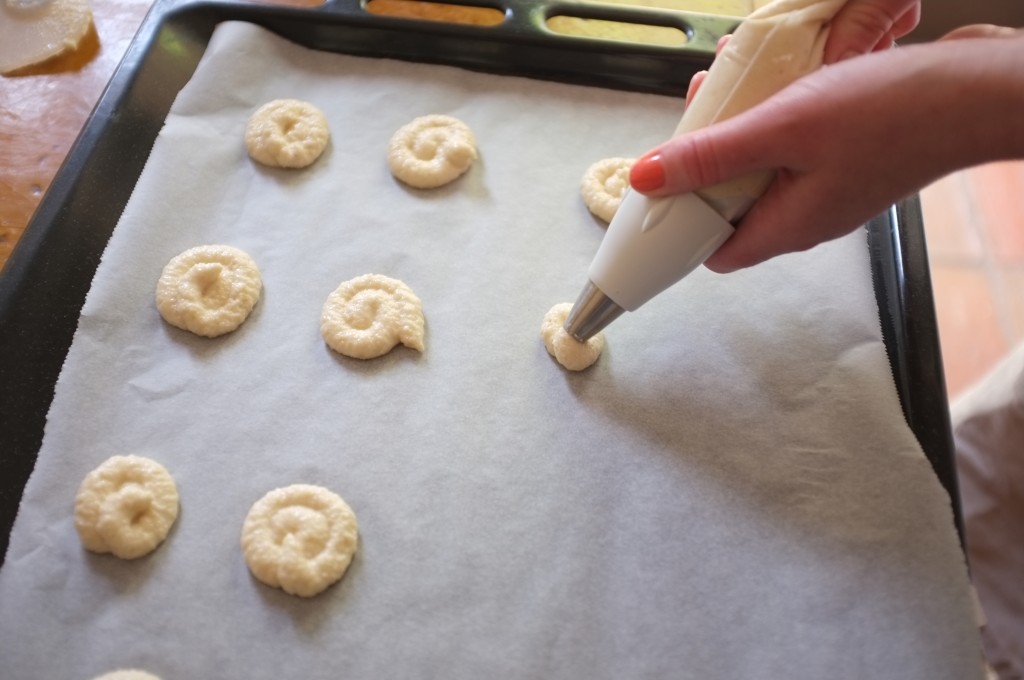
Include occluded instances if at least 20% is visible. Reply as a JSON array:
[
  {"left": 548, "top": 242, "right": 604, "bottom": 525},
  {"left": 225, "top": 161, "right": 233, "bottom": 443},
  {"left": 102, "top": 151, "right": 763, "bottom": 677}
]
[
  {"left": 74, "top": 455, "right": 179, "bottom": 560},
  {"left": 320, "top": 274, "right": 425, "bottom": 359},
  {"left": 241, "top": 484, "right": 359, "bottom": 598},
  {"left": 541, "top": 303, "right": 605, "bottom": 371},
  {"left": 91, "top": 671, "right": 162, "bottom": 680},
  {"left": 245, "top": 98, "right": 330, "bottom": 168},
  {"left": 155, "top": 245, "right": 262, "bottom": 338},
  {"left": 580, "top": 157, "right": 635, "bottom": 223},
  {"left": 387, "top": 114, "right": 478, "bottom": 188}
]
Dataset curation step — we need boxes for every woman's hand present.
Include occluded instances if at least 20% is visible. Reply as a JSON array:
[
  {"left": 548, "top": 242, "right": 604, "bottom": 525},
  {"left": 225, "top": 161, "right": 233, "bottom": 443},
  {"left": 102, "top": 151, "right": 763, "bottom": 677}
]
[
  {"left": 629, "top": 25, "right": 1024, "bottom": 273},
  {"left": 822, "top": 0, "right": 920, "bottom": 63}
]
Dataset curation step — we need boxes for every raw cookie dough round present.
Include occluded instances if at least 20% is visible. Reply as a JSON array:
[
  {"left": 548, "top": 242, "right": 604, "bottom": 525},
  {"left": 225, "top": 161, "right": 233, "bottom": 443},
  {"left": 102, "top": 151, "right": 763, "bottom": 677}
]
[
  {"left": 321, "top": 274, "right": 425, "bottom": 359},
  {"left": 156, "top": 245, "right": 262, "bottom": 338},
  {"left": 245, "top": 98, "right": 330, "bottom": 168},
  {"left": 581, "top": 157, "right": 635, "bottom": 223},
  {"left": 92, "top": 671, "right": 162, "bottom": 680},
  {"left": 241, "top": 484, "right": 359, "bottom": 598},
  {"left": 0, "top": 0, "right": 93, "bottom": 75},
  {"left": 541, "top": 302, "right": 605, "bottom": 371},
  {"left": 387, "top": 114, "right": 478, "bottom": 188},
  {"left": 74, "top": 455, "right": 179, "bottom": 560}
]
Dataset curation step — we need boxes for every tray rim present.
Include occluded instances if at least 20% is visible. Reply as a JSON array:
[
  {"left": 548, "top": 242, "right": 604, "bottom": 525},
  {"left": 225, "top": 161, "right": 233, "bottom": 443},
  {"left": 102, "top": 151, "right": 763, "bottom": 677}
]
[{"left": 0, "top": 0, "right": 961, "bottom": 563}]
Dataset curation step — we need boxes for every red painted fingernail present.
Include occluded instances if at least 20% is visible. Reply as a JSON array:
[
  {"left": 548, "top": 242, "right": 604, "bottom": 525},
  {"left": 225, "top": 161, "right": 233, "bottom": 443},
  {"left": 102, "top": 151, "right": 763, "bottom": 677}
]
[{"left": 630, "top": 152, "right": 665, "bottom": 192}]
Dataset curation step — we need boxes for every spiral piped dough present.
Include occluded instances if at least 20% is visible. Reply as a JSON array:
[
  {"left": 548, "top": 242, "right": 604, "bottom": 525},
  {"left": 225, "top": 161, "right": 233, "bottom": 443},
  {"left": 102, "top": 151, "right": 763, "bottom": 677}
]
[
  {"left": 581, "top": 157, "right": 635, "bottom": 223},
  {"left": 92, "top": 671, "right": 162, "bottom": 680},
  {"left": 156, "top": 245, "right": 262, "bottom": 338},
  {"left": 387, "top": 114, "right": 478, "bottom": 188},
  {"left": 321, "top": 274, "right": 425, "bottom": 359},
  {"left": 541, "top": 303, "right": 605, "bottom": 371},
  {"left": 74, "top": 455, "right": 179, "bottom": 560},
  {"left": 245, "top": 99, "right": 330, "bottom": 168},
  {"left": 241, "top": 484, "right": 359, "bottom": 598}
]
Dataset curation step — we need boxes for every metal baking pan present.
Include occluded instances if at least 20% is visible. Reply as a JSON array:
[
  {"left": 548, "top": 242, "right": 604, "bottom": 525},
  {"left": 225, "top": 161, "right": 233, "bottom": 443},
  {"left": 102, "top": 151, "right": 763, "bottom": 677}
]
[{"left": 0, "top": 0, "right": 961, "bottom": 562}]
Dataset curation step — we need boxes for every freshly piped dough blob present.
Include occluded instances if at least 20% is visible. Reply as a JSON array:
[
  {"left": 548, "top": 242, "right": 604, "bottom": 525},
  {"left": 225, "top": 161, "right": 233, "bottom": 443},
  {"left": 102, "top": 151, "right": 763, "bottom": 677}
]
[
  {"left": 581, "top": 157, "right": 635, "bottom": 223},
  {"left": 321, "top": 274, "right": 425, "bottom": 359},
  {"left": 541, "top": 303, "right": 605, "bottom": 371},
  {"left": 245, "top": 99, "right": 330, "bottom": 168},
  {"left": 241, "top": 484, "right": 359, "bottom": 598},
  {"left": 0, "top": 0, "right": 93, "bottom": 75},
  {"left": 387, "top": 114, "right": 478, "bottom": 188},
  {"left": 74, "top": 455, "right": 179, "bottom": 560},
  {"left": 92, "top": 671, "right": 162, "bottom": 680},
  {"left": 156, "top": 245, "right": 262, "bottom": 338}
]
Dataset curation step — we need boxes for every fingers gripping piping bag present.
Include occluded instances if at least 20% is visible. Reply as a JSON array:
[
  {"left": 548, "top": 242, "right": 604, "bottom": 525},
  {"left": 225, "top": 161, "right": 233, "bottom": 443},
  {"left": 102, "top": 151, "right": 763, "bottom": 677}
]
[{"left": 564, "top": 0, "right": 847, "bottom": 341}]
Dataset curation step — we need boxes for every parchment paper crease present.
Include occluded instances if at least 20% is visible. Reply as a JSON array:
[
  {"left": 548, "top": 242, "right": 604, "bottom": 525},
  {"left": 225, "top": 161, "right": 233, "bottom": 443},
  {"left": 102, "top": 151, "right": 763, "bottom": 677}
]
[{"left": 0, "top": 21, "right": 982, "bottom": 680}]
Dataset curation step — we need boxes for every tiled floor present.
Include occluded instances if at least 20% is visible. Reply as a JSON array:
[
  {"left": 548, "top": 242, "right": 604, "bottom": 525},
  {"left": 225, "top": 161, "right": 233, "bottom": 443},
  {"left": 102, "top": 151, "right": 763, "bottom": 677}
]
[{"left": 921, "top": 160, "right": 1024, "bottom": 399}]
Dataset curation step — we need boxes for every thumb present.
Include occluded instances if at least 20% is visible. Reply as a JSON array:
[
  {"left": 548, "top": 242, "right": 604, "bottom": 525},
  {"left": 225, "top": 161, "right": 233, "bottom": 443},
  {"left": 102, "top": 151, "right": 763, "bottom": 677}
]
[
  {"left": 822, "top": 0, "right": 920, "bottom": 64},
  {"left": 939, "top": 23, "right": 1022, "bottom": 41}
]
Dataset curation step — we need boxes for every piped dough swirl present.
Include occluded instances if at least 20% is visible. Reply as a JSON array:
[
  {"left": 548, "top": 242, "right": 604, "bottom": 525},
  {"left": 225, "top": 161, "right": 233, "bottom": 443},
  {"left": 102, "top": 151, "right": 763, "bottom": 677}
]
[
  {"left": 580, "top": 157, "right": 635, "bottom": 223},
  {"left": 155, "top": 245, "right": 262, "bottom": 338},
  {"left": 245, "top": 99, "right": 330, "bottom": 169},
  {"left": 541, "top": 302, "right": 605, "bottom": 371},
  {"left": 320, "top": 274, "right": 425, "bottom": 359},
  {"left": 74, "top": 455, "right": 179, "bottom": 560},
  {"left": 387, "top": 114, "right": 478, "bottom": 188},
  {"left": 241, "top": 484, "right": 359, "bottom": 598}
]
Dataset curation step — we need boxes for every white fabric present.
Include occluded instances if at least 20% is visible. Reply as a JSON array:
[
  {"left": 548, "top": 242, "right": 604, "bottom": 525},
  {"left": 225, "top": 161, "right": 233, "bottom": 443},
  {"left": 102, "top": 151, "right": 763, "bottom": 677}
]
[{"left": 953, "top": 343, "right": 1024, "bottom": 680}]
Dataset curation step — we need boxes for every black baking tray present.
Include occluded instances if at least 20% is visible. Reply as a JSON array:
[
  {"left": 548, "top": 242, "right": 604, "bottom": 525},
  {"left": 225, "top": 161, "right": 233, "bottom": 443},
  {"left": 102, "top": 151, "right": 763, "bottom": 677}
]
[{"left": 0, "top": 0, "right": 962, "bottom": 563}]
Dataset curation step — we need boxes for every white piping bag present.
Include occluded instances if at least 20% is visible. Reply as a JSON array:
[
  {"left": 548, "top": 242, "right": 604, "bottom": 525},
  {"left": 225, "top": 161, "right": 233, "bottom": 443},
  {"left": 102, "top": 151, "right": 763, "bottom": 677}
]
[{"left": 564, "top": 0, "right": 847, "bottom": 341}]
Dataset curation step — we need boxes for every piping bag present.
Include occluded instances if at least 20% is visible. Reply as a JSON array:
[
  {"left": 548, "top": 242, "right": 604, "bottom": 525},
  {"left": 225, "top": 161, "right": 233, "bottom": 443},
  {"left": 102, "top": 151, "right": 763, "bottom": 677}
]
[{"left": 564, "top": 0, "right": 846, "bottom": 341}]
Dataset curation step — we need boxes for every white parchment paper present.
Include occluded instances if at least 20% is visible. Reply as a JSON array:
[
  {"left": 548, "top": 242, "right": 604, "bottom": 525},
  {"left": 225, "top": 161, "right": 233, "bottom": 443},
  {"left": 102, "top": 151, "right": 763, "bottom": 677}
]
[{"left": 0, "top": 22, "right": 983, "bottom": 680}]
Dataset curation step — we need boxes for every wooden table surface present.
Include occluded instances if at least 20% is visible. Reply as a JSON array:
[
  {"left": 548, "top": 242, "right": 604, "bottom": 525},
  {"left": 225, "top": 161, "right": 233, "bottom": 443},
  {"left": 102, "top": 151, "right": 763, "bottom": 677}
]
[{"left": 0, "top": 0, "right": 163, "bottom": 270}]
